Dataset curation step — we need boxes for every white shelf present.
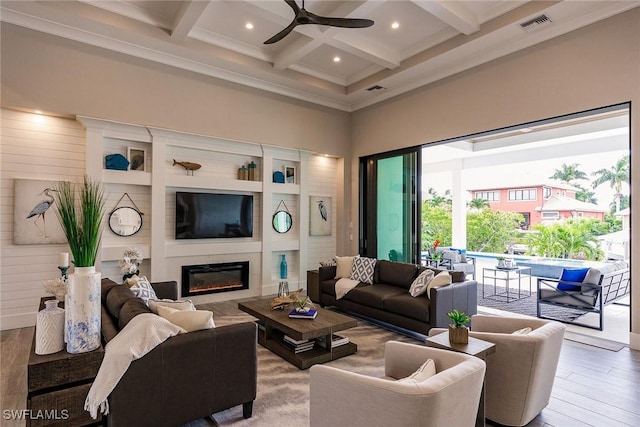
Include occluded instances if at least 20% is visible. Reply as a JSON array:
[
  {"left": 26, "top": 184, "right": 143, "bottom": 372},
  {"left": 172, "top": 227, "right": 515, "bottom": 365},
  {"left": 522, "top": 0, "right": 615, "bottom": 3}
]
[
  {"left": 166, "top": 175, "right": 262, "bottom": 192},
  {"left": 271, "top": 183, "right": 300, "bottom": 194},
  {"left": 101, "top": 244, "right": 151, "bottom": 261},
  {"left": 165, "top": 240, "right": 262, "bottom": 257},
  {"left": 272, "top": 240, "right": 300, "bottom": 251},
  {"left": 102, "top": 169, "right": 152, "bottom": 186}
]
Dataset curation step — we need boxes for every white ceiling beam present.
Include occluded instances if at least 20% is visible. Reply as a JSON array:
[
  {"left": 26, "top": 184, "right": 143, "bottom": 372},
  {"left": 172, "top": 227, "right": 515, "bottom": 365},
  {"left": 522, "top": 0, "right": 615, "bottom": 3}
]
[
  {"left": 171, "top": 1, "right": 210, "bottom": 40},
  {"left": 273, "top": 0, "right": 395, "bottom": 70},
  {"left": 411, "top": 0, "right": 479, "bottom": 35}
]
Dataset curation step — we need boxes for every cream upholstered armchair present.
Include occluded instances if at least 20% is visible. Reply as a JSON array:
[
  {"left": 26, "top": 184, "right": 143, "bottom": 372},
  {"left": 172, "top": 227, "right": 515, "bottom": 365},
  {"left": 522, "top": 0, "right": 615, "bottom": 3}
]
[
  {"left": 309, "top": 341, "right": 486, "bottom": 427},
  {"left": 430, "top": 314, "right": 565, "bottom": 426}
]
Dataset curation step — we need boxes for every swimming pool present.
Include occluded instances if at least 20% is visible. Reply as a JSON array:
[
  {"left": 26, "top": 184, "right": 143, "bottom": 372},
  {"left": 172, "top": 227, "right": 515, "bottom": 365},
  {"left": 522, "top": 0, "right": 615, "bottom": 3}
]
[{"left": 469, "top": 252, "right": 600, "bottom": 278}]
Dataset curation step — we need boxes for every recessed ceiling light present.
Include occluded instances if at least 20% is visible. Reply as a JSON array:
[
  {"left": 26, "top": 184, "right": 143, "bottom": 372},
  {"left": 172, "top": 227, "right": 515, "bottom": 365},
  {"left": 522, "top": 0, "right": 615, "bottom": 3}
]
[
  {"left": 245, "top": 22, "right": 254, "bottom": 30},
  {"left": 391, "top": 22, "right": 400, "bottom": 29},
  {"left": 333, "top": 56, "right": 341, "bottom": 63}
]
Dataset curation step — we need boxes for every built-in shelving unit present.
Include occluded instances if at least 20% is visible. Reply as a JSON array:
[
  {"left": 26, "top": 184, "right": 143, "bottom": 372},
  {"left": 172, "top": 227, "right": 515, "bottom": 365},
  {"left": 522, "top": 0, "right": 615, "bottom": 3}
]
[{"left": 79, "top": 116, "right": 311, "bottom": 299}]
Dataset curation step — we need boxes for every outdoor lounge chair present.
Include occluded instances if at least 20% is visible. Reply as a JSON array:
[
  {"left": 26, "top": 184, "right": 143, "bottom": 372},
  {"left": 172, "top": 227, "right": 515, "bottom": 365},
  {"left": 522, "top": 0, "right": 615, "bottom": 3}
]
[{"left": 537, "top": 261, "right": 630, "bottom": 330}]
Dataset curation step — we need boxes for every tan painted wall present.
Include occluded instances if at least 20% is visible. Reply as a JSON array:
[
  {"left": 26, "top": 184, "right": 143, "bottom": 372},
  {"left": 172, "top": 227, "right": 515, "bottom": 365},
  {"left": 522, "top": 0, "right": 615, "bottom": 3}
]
[
  {"left": 351, "top": 9, "right": 640, "bottom": 348},
  {"left": 0, "top": 24, "right": 350, "bottom": 157}
]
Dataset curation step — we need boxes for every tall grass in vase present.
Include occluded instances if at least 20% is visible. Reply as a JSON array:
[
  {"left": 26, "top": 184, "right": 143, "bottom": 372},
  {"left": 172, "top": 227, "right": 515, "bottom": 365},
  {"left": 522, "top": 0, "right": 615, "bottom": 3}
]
[
  {"left": 54, "top": 177, "right": 105, "bottom": 268},
  {"left": 54, "top": 176, "right": 105, "bottom": 353}
]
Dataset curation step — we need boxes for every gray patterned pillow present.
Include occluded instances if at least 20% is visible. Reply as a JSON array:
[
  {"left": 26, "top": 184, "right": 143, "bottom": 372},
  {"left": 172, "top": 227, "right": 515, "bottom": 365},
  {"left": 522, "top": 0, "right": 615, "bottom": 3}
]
[
  {"left": 350, "top": 257, "right": 377, "bottom": 284},
  {"left": 129, "top": 276, "right": 158, "bottom": 305},
  {"left": 409, "top": 269, "right": 435, "bottom": 297}
]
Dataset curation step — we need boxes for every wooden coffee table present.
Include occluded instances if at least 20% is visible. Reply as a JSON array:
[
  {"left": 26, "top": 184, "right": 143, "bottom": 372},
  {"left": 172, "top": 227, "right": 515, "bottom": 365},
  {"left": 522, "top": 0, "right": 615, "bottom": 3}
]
[{"left": 238, "top": 298, "right": 357, "bottom": 369}]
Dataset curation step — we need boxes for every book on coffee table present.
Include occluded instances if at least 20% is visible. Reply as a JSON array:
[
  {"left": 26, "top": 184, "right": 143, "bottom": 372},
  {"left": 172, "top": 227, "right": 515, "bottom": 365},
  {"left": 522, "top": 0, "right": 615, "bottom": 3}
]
[
  {"left": 316, "top": 333, "right": 349, "bottom": 349},
  {"left": 288, "top": 308, "right": 318, "bottom": 319}
]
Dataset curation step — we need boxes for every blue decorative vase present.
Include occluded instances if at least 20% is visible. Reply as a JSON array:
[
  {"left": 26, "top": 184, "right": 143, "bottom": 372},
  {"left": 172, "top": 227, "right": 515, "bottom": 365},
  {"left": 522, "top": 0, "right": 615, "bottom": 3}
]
[
  {"left": 66, "top": 266, "right": 101, "bottom": 354},
  {"left": 280, "top": 254, "right": 288, "bottom": 280}
]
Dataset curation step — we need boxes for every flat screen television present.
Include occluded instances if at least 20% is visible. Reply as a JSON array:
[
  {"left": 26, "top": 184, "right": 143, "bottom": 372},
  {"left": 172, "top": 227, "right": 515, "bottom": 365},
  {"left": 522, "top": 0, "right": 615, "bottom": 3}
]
[{"left": 176, "top": 192, "right": 253, "bottom": 239}]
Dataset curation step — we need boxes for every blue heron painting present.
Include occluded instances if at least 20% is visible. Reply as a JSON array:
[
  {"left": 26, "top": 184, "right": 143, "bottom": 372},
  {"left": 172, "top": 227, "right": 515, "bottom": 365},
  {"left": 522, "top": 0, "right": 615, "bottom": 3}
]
[
  {"left": 14, "top": 179, "right": 66, "bottom": 244},
  {"left": 310, "top": 196, "right": 331, "bottom": 236},
  {"left": 26, "top": 188, "right": 57, "bottom": 237}
]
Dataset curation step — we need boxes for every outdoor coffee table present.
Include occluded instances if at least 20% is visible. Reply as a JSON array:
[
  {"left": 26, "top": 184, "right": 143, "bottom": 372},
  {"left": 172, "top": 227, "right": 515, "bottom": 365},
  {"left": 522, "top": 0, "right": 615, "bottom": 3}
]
[
  {"left": 426, "top": 332, "right": 496, "bottom": 427},
  {"left": 238, "top": 298, "right": 357, "bottom": 370},
  {"left": 482, "top": 266, "right": 533, "bottom": 302}
]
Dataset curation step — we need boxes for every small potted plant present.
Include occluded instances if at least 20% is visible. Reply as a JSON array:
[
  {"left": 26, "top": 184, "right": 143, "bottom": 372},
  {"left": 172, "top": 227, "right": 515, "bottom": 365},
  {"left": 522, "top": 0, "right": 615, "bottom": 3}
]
[
  {"left": 447, "top": 309, "right": 470, "bottom": 344},
  {"left": 294, "top": 295, "right": 314, "bottom": 313},
  {"left": 496, "top": 256, "right": 506, "bottom": 268}
]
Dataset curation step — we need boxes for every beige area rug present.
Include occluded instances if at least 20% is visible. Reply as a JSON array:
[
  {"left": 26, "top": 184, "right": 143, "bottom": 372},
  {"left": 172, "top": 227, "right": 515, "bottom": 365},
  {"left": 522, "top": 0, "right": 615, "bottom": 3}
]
[{"left": 208, "top": 311, "right": 419, "bottom": 426}]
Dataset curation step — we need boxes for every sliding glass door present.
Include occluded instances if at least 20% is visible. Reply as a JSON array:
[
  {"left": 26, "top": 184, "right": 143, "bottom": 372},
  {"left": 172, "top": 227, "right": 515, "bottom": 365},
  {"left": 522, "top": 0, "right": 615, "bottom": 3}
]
[{"left": 360, "top": 148, "right": 420, "bottom": 263}]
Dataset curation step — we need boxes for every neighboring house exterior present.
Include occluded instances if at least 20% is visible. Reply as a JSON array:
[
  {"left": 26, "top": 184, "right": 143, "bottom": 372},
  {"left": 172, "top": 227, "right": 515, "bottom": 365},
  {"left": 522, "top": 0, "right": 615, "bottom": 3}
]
[{"left": 470, "top": 183, "right": 606, "bottom": 228}]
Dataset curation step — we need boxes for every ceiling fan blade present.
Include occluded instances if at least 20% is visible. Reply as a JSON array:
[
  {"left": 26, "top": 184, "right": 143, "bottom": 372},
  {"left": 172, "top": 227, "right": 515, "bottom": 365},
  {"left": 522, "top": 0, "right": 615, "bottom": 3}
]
[
  {"left": 308, "top": 14, "right": 374, "bottom": 29},
  {"left": 284, "top": 0, "right": 300, "bottom": 14},
  {"left": 264, "top": 20, "right": 299, "bottom": 44}
]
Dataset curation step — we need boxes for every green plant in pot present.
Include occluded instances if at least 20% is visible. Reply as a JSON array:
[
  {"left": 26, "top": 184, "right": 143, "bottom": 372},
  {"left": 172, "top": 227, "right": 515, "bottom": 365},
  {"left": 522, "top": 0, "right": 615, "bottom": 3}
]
[
  {"left": 496, "top": 256, "right": 506, "bottom": 268},
  {"left": 54, "top": 176, "right": 106, "bottom": 353},
  {"left": 447, "top": 309, "right": 470, "bottom": 344}
]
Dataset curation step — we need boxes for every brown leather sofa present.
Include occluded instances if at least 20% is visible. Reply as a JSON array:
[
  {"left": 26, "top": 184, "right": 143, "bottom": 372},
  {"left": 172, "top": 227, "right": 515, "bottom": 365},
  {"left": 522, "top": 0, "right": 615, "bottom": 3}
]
[
  {"left": 100, "top": 278, "right": 257, "bottom": 427},
  {"left": 318, "top": 260, "right": 477, "bottom": 335}
]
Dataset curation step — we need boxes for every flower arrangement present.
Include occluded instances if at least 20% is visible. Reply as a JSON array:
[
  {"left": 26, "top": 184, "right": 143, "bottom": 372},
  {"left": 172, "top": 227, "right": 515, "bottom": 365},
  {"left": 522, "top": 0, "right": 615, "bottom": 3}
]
[
  {"left": 431, "top": 239, "right": 442, "bottom": 259},
  {"left": 43, "top": 277, "right": 68, "bottom": 301},
  {"left": 120, "top": 248, "right": 143, "bottom": 282}
]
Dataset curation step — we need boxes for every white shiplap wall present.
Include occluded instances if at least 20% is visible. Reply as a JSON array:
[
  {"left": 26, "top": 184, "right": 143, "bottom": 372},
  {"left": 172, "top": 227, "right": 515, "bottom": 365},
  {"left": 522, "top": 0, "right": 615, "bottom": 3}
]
[
  {"left": 306, "top": 155, "right": 338, "bottom": 270},
  {"left": 0, "top": 109, "right": 86, "bottom": 330}
]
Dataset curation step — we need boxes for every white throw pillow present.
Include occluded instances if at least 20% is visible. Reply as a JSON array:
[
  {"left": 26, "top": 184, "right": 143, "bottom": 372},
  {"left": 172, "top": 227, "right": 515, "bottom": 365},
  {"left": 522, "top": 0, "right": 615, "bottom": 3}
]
[
  {"left": 129, "top": 276, "right": 158, "bottom": 305},
  {"left": 157, "top": 306, "right": 215, "bottom": 332},
  {"left": 335, "top": 256, "right": 357, "bottom": 279},
  {"left": 512, "top": 326, "right": 533, "bottom": 335},
  {"left": 409, "top": 269, "right": 435, "bottom": 297},
  {"left": 426, "top": 271, "right": 452, "bottom": 299},
  {"left": 398, "top": 359, "right": 436, "bottom": 383},
  {"left": 148, "top": 299, "right": 195, "bottom": 314},
  {"left": 350, "top": 257, "right": 376, "bottom": 284}
]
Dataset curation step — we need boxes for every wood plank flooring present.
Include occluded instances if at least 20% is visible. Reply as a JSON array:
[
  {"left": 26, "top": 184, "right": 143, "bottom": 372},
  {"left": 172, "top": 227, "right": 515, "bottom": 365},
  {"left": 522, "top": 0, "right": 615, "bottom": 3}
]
[{"left": 2, "top": 300, "right": 639, "bottom": 427}]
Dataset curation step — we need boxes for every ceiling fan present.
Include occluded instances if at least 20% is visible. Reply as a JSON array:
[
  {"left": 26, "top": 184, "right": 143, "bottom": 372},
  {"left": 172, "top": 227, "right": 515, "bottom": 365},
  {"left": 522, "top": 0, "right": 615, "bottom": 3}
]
[{"left": 264, "top": 0, "right": 375, "bottom": 45}]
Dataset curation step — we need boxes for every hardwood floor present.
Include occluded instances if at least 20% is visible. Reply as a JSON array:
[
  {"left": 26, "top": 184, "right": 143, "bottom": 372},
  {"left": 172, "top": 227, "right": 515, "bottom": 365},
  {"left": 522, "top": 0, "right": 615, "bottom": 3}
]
[{"left": 2, "top": 300, "right": 639, "bottom": 427}]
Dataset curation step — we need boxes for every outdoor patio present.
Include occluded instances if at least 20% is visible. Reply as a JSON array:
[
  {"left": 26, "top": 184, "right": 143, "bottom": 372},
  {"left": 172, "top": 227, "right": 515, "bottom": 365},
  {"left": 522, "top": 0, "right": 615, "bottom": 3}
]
[{"left": 472, "top": 254, "right": 630, "bottom": 344}]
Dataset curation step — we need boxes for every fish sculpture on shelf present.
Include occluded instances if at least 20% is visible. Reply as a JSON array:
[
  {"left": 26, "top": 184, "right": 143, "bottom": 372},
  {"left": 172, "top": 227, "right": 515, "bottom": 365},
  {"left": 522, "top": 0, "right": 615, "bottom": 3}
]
[{"left": 173, "top": 159, "right": 202, "bottom": 176}]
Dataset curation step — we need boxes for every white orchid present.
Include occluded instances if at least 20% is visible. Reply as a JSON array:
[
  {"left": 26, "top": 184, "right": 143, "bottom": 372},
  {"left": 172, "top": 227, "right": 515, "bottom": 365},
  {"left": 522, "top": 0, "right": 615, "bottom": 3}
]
[{"left": 120, "top": 248, "right": 143, "bottom": 275}]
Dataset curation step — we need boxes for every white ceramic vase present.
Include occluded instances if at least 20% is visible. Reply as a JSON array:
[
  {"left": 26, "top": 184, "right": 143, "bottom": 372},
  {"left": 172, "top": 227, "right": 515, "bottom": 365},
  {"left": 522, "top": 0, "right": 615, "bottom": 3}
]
[
  {"left": 65, "top": 266, "right": 101, "bottom": 354},
  {"left": 35, "top": 300, "right": 65, "bottom": 355}
]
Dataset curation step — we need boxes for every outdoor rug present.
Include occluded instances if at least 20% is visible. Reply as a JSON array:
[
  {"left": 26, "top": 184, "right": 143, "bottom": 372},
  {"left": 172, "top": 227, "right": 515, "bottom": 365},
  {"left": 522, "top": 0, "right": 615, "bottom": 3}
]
[
  {"left": 477, "top": 283, "right": 585, "bottom": 323},
  {"left": 201, "top": 311, "right": 418, "bottom": 426}
]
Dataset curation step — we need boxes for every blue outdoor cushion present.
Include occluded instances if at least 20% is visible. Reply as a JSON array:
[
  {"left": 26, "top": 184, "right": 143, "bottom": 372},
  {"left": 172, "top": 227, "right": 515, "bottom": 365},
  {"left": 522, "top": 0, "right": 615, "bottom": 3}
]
[{"left": 558, "top": 267, "right": 590, "bottom": 291}]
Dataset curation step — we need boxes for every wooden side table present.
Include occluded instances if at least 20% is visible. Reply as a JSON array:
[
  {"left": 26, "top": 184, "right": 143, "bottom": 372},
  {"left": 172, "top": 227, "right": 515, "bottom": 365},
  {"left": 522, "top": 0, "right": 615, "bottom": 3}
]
[
  {"left": 27, "top": 298, "right": 104, "bottom": 427},
  {"left": 426, "top": 332, "right": 496, "bottom": 427},
  {"left": 306, "top": 270, "right": 320, "bottom": 303}
]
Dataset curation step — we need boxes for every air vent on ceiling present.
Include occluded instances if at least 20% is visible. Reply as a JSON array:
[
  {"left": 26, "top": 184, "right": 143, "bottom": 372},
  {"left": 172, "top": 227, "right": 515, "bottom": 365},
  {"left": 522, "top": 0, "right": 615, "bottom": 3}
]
[
  {"left": 520, "top": 14, "right": 552, "bottom": 32},
  {"left": 367, "top": 85, "right": 387, "bottom": 92}
]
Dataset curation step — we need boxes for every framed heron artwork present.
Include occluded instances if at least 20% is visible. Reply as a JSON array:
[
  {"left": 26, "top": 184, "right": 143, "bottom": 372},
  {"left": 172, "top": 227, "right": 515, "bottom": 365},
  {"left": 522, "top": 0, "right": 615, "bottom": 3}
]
[
  {"left": 14, "top": 178, "right": 66, "bottom": 244},
  {"left": 309, "top": 196, "right": 331, "bottom": 236}
]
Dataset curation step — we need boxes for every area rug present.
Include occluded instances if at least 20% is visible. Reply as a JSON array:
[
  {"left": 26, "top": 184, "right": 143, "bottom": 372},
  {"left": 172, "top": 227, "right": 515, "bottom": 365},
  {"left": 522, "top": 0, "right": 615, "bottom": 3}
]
[
  {"left": 205, "top": 312, "right": 418, "bottom": 426},
  {"left": 477, "top": 283, "right": 585, "bottom": 322}
]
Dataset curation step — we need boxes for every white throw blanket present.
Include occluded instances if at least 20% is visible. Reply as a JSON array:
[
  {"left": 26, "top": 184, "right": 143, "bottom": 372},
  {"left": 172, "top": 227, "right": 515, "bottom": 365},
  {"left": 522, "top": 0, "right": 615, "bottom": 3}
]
[
  {"left": 84, "top": 313, "right": 185, "bottom": 419},
  {"left": 335, "top": 278, "right": 360, "bottom": 300}
]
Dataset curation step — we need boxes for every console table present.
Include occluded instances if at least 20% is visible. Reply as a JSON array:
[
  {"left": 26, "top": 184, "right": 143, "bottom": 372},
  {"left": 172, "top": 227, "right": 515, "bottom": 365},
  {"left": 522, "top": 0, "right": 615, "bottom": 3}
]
[{"left": 27, "top": 298, "right": 104, "bottom": 427}]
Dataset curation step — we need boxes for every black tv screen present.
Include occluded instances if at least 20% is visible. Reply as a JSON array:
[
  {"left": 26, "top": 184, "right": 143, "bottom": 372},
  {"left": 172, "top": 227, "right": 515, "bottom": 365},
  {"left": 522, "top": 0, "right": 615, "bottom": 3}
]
[{"left": 176, "top": 192, "right": 253, "bottom": 239}]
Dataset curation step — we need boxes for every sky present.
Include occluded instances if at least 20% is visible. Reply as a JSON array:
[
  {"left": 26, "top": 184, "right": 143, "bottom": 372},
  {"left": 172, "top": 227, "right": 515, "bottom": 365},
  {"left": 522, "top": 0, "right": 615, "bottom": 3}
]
[{"left": 423, "top": 149, "right": 629, "bottom": 211}]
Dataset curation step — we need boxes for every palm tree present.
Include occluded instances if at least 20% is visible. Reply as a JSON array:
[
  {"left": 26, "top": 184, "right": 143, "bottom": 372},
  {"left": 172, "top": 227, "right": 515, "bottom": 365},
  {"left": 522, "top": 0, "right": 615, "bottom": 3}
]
[
  {"left": 592, "top": 155, "right": 629, "bottom": 212},
  {"left": 549, "top": 163, "right": 588, "bottom": 183},
  {"left": 468, "top": 198, "right": 489, "bottom": 210}
]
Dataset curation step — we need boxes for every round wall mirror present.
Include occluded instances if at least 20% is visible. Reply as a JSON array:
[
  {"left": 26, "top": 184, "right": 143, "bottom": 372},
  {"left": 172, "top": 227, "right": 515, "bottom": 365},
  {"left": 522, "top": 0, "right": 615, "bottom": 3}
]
[
  {"left": 272, "top": 211, "right": 292, "bottom": 234},
  {"left": 109, "top": 207, "right": 143, "bottom": 237}
]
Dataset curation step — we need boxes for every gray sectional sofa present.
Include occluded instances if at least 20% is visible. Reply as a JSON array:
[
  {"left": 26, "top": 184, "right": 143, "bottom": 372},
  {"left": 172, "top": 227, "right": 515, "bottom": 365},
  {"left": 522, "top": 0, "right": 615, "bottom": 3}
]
[{"left": 318, "top": 260, "right": 478, "bottom": 335}]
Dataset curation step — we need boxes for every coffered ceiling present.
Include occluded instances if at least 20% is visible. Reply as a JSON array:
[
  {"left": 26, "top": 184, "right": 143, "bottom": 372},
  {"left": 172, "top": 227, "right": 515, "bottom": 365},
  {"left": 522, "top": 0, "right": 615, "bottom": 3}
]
[{"left": 2, "top": 1, "right": 638, "bottom": 112}]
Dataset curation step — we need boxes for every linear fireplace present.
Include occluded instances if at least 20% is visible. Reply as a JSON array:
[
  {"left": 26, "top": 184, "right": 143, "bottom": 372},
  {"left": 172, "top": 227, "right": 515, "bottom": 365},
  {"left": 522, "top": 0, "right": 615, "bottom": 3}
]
[{"left": 181, "top": 261, "right": 249, "bottom": 297}]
